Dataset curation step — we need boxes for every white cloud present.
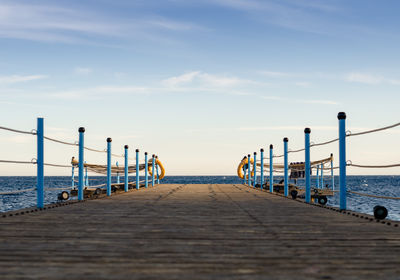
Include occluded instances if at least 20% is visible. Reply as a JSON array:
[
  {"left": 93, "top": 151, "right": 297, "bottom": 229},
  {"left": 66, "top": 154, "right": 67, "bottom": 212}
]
[
  {"left": 0, "top": 74, "right": 47, "bottom": 84},
  {"left": 74, "top": 67, "right": 92, "bottom": 75},
  {"left": 48, "top": 86, "right": 150, "bottom": 99},
  {"left": 346, "top": 72, "right": 383, "bottom": 84},
  {"left": 295, "top": 81, "right": 311, "bottom": 87},
  {"left": 345, "top": 72, "right": 400, "bottom": 85},
  {"left": 259, "top": 71, "right": 295, "bottom": 78},
  {"left": 162, "top": 71, "right": 256, "bottom": 87},
  {"left": 261, "top": 95, "right": 338, "bottom": 105}
]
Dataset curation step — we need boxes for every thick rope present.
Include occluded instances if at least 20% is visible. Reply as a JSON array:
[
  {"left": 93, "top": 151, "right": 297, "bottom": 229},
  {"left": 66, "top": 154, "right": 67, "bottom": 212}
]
[
  {"left": 0, "top": 187, "right": 36, "bottom": 195},
  {"left": 0, "top": 159, "right": 35, "bottom": 164},
  {"left": 0, "top": 126, "right": 36, "bottom": 135},
  {"left": 348, "top": 163, "right": 400, "bottom": 168},
  {"left": 348, "top": 122, "right": 400, "bottom": 137},
  {"left": 44, "top": 136, "right": 77, "bottom": 146}
]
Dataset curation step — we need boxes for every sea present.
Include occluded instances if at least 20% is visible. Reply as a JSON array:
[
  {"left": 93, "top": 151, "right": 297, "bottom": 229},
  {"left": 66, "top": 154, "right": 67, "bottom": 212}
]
[{"left": 0, "top": 176, "right": 399, "bottom": 221}]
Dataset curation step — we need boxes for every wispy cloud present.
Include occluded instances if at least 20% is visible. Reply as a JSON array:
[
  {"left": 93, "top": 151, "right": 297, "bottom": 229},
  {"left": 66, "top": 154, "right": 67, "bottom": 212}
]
[
  {"left": 0, "top": 2, "right": 203, "bottom": 44},
  {"left": 346, "top": 72, "right": 400, "bottom": 85},
  {"left": 262, "top": 95, "right": 338, "bottom": 105},
  {"left": 74, "top": 67, "right": 92, "bottom": 75},
  {"left": 0, "top": 74, "right": 47, "bottom": 84},
  {"left": 162, "top": 71, "right": 257, "bottom": 87}
]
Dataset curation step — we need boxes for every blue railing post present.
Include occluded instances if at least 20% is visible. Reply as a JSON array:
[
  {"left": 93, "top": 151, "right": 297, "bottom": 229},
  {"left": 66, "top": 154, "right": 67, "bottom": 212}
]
[
  {"left": 320, "top": 163, "right": 324, "bottom": 189},
  {"left": 36, "top": 117, "right": 44, "bottom": 209},
  {"left": 269, "top": 145, "right": 273, "bottom": 193},
  {"left": 145, "top": 152, "right": 148, "bottom": 188},
  {"left": 283, "top": 138, "right": 289, "bottom": 197},
  {"left": 247, "top": 154, "right": 251, "bottom": 186},
  {"left": 156, "top": 156, "right": 160, "bottom": 184},
  {"left": 243, "top": 156, "right": 247, "bottom": 185},
  {"left": 338, "top": 112, "right": 347, "bottom": 210},
  {"left": 106, "top": 138, "right": 112, "bottom": 196},
  {"left": 136, "top": 149, "right": 139, "bottom": 189},
  {"left": 253, "top": 152, "right": 257, "bottom": 187},
  {"left": 305, "top": 128, "right": 311, "bottom": 203},
  {"left": 330, "top": 153, "right": 334, "bottom": 191},
  {"left": 116, "top": 162, "right": 120, "bottom": 184},
  {"left": 78, "top": 127, "right": 85, "bottom": 201},
  {"left": 260, "top": 149, "right": 264, "bottom": 190},
  {"left": 316, "top": 165, "right": 320, "bottom": 189},
  {"left": 124, "top": 145, "right": 129, "bottom": 192},
  {"left": 151, "top": 154, "right": 155, "bottom": 186},
  {"left": 71, "top": 165, "right": 75, "bottom": 188},
  {"left": 84, "top": 161, "right": 88, "bottom": 187}
]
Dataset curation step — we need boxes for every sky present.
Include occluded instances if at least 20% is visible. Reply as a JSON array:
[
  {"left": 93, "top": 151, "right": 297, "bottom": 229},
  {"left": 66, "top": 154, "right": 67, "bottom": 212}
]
[{"left": 0, "top": 0, "right": 399, "bottom": 176}]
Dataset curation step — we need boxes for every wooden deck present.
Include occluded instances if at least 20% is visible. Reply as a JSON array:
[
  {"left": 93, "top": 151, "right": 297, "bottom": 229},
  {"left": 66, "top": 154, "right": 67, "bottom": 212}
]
[{"left": 0, "top": 184, "right": 399, "bottom": 279}]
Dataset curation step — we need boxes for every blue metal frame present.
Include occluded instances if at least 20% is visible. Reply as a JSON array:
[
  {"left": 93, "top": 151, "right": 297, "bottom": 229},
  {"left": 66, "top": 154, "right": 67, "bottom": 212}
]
[
  {"left": 253, "top": 152, "right": 257, "bottom": 187},
  {"left": 305, "top": 128, "right": 311, "bottom": 203},
  {"left": 136, "top": 149, "right": 139, "bottom": 189},
  {"left": 36, "top": 118, "right": 44, "bottom": 209},
  {"left": 78, "top": 127, "right": 85, "bottom": 201},
  {"left": 71, "top": 165, "right": 75, "bottom": 188},
  {"left": 156, "top": 156, "right": 160, "bottom": 184},
  {"left": 338, "top": 112, "right": 347, "bottom": 210},
  {"left": 283, "top": 138, "right": 289, "bottom": 197},
  {"left": 145, "top": 152, "right": 148, "bottom": 188},
  {"left": 260, "top": 149, "right": 264, "bottom": 190},
  {"left": 106, "top": 138, "right": 112, "bottom": 196},
  {"left": 247, "top": 154, "right": 251, "bottom": 186},
  {"left": 116, "top": 162, "right": 120, "bottom": 184},
  {"left": 151, "top": 155, "right": 155, "bottom": 186},
  {"left": 316, "top": 165, "right": 320, "bottom": 189},
  {"left": 269, "top": 145, "right": 273, "bottom": 193},
  {"left": 124, "top": 145, "right": 129, "bottom": 192}
]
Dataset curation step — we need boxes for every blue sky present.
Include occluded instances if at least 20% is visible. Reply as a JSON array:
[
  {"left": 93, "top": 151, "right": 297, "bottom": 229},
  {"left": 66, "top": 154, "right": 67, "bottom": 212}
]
[{"left": 0, "top": 0, "right": 399, "bottom": 175}]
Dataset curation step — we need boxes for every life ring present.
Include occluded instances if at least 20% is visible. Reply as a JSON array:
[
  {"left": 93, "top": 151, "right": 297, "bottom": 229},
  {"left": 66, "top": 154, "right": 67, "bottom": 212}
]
[
  {"left": 237, "top": 157, "right": 254, "bottom": 179},
  {"left": 148, "top": 159, "right": 165, "bottom": 180}
]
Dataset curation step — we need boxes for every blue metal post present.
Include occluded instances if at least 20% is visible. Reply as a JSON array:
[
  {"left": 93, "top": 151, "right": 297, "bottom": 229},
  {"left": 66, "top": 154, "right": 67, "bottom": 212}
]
[
  {"left": 283, "top": 138, "right": 289, "bottom": 197},
  {"left": 124, "top": 145, "right": 129, "bottom": 192},
  {"left": 243, "top": 156, "right": 247, "bottom": 184},
  {"left": 78, "top": 127, "right": 85, "bottom": 201},
  {"left": 156, "top": 156, "right": 160, "bottom": 184},
  {"left": 36, "top": 117, "right": 44, "bottom": 209},
  {"left": 71, "top": 165, "right": 75, "bottom": 188},
  {"left": 106, "top": 138, "right": 112, "bottom": 196},
  {"left": 136, "top": 149, "right": 139, "bottom": 189},
  {"left": 84, "top": 161, "right": 88, "bottom": 187},
  {"left": 305, "top": 128, "right": 311, "bottom": 203},
  {"left": 338, "top": 112, "right": 347, "bottom": 210},
  {"left": 253, "top": 152, "right": 257, "bottom": 187},
  {"left": 260, "top": 149, "right": 264, "bottom": 190},
  {"left": 320, "top": 163, "right": 324, "bottom": 189},
  {"left": 247, "top": 154, "right": 251, "bottom": 186},
  {"left": 330, "top": 153, "right": 334, "bottom": 191},
  {"left": 151, "top": 155, "right": 155, "bottom": 186},
  {"left": 145, "top": 152, "right": 148, "bottom": 188},
  {"left": 316, "top": 165, "right": 320, "bottom": 189},
  {"left": 116, "top": 162, "right": 120, "bottom": 184},
  {"left": 269, "top": 145, "right": 273, "bottom": 193}
]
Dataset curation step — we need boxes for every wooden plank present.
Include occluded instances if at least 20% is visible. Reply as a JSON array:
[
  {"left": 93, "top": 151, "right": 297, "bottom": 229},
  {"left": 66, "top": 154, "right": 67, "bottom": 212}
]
[{"left": 0, "top": 184, "right": 399, "bottom": 279}]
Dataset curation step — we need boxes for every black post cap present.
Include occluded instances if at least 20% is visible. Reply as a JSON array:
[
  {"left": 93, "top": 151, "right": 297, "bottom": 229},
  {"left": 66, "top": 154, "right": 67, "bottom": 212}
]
[
  {"left": 156, "top": 155, "right": 158, "bottom": 158},
  {"left": 304, "top": 127, "right": 311, "bottom": 133},
  {"left": 248, "top": 154, "right": 250, "bottom": 157},
  {"left": 145, "top": 152, "right": 148, "bottom": 155},
  {"left": 152, "top": 154, "right": 155, "bottom": 157},
  {"left": 106, "top": 137, "right": 112, "bottom": 142},
  {"left": 260, "top": 148, "right": 264, "bottom": 152},
  {"left": 330, "top": 153, "right": 333, "bottom": 156},
  {"left": 338, "top": 112, "right": 346, "bottom": 120},
  {"left": 270, "top": 144, "right": 273, "bottom": 149},
  {"left": 136, "top": 149, "right": 139, "bottom": 152},
  {"left": 78, "top": 127, "right": 85, "bottom": 133},
  {"left": 254, "top": 152, "right": 257, "bottom": 155},
  {"left": 124, "top": 145, "right": 129, "bottom": 149},
  {"left": 283, "top": 137, "right": 289, "bottom": 142}
]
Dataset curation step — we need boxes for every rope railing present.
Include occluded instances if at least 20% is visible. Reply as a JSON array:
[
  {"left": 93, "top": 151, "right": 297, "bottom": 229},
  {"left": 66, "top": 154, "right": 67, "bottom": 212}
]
[
  {"left": 0, "top": 125, "right": 36, "bottom": 135},
  {"left": 348, "top": 190, "right": 400, "bottom": 200}
]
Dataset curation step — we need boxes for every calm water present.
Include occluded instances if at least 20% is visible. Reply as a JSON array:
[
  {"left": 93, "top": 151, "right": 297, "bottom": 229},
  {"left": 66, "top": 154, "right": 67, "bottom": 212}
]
[{"left": 0, "top": 176, "right": 399, "bottom": 221}]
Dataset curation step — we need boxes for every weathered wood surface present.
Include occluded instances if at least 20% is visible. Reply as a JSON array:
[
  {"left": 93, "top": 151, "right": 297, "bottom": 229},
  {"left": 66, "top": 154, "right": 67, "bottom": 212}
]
[{"left": 0, "top": 184, "right": 399, "bottom": 280}]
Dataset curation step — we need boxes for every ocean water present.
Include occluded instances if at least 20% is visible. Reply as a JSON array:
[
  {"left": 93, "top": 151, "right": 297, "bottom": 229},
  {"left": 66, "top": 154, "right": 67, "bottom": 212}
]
[{"left": 0, "top": 176, "right": 399, "bottom": 221}]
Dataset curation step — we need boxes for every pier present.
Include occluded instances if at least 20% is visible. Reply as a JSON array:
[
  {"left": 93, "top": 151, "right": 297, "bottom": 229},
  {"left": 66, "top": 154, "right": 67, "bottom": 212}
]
[{"left": 0, "top": 184, "right": 399, "bottom": 279}]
